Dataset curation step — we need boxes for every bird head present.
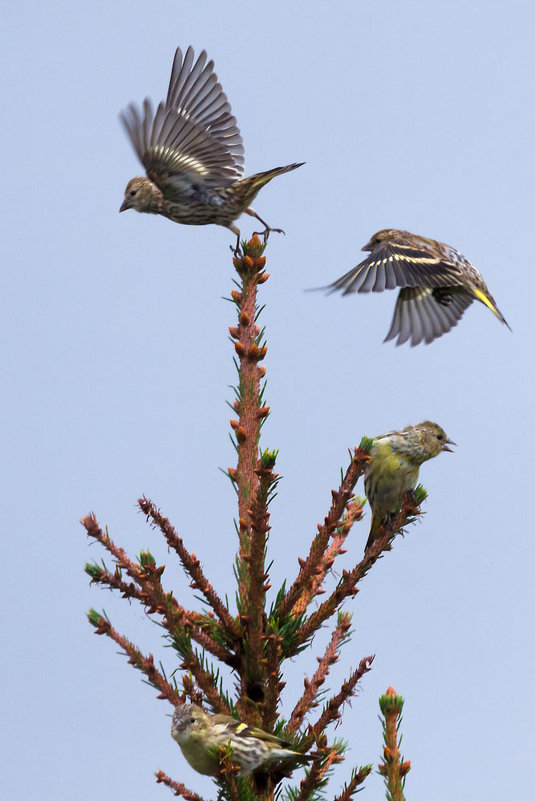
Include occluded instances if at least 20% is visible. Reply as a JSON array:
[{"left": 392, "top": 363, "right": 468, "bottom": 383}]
[
  {"left": 120, "top": 177, "right": 159, "bottom": 213},
  {"left": 171, "top": 704, "right": 206, "bottom": 741},
  {"left": 417, "top": 421, "right": 456, "bottom": 459},
  {"left": 361, "top": 229, "right": 399, "bottom": 251}
]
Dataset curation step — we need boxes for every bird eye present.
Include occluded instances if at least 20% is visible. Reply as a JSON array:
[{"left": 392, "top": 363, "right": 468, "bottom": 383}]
[
  {"left": 437, "top": 434, "right": 443, "bottom": 440},
  {"left": 129, "top": 189, "right": 137, "bottom": 197}
]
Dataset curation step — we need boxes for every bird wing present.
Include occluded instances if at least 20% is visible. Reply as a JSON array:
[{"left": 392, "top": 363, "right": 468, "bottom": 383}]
[
  {"left": 211, "top": 715, "right": 290, "bottom": 747},
  {"left": 120, "top": 46, "right": 244, "bottom": 198},
  {"left": 384, "top": 287, "right": 473, "bottom": 346},
  {"left": 325, "top": 241, "right": 462, "bottom": 294}
]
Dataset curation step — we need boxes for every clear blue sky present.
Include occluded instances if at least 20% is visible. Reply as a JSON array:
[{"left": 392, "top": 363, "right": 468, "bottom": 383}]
[{"left": 2, "top": 2, "right": 533, "bottom": 799}]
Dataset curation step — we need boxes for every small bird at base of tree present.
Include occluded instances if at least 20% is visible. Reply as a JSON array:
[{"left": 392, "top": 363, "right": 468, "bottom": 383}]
[
  {"left": 171, "top": 704, "right": 315, "bottom": 776},
  {"left": 364, "top": 420, "right": 454, "bottom": 550},
  {"left": 324, "top": 229, "right": 510, "bottom": 345},
  {"left": 119, "top": 46, "right": 303, "bottom": 251}
]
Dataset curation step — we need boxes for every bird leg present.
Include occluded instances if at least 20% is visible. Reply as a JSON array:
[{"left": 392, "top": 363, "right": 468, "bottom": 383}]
[
  {"left": 228, "top": 223, "right": 243, "bottom": 255},
  {"left": 245, "top": 208, "right": 285, "bottom": 241}
]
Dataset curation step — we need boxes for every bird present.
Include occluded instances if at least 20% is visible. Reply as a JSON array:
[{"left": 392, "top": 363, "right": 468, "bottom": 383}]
[
  {"left": 119, "top": 46, "right": 303, "bottom": 250},
  {"left": 171, "top": 703, "right": 315, "bottom": 776},
  {"left": 364, "top": 420, "right": 454, "bottom": 550},
  {"left": 324, "top": 229, "right": 510, "bottom": 345}
]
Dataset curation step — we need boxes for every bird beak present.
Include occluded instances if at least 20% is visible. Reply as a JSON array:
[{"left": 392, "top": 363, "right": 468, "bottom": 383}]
[
  {"left": 442, "top": 439, "right": 456, "bottom": 453},
  {"left": 119, "top": 199, "right": 130, "bottom": 212},
  {"left": 361, "top": 239, "right": 373, "bottom": 252}
]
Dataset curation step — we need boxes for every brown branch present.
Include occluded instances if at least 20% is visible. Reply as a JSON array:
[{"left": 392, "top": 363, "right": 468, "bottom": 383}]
[
  {"left": 378, "top": 687, "right": 411, "bottom": 801},
  {"left": 82, "top": 513, "right": 146, "bottom": 585},
  {"left": 277, "top": 447, "right": 369, "bottom": 620},
  {"left": 83, "top": 516, "right": 237, "bottom": 668},
  {"left": 229, "top": 236, "right": 273, "bottom": 718},
  {"left": 288, "top": 494, "right": 421, "bottom": 654},
  {"left": 261, "top": 632, "right": 285, "bottom": 730},
  {"left": 89, "top": 610, "right": 229, "bottom": 713},
  {"left": 86, "top": 562, "right": 144, "bottom": 600},
  {"left": 287, "top": 612, "right": 352, "bottom": 733},
  {"left": 138, "top": 497, "right": 240, "bottom": 639},
  {"left": 88, "top": 612, "right": 181, "bottom": 705},
  {"left": 155, "top": 770, "right": 206, "bottom": 801},
  {"left": 294, "top": 745, "right": 344, "bottom": 801},
  {"left": 236, "top": 464, "right": 277, "bottom": 714},
  {"left": 292, "top": 499, "right": 364, "bottom": 618},
  {"left": 304, "top": 655, "right": 375, "bottom": 747},
  {"left": 333, "top": 765, "right": 373, "bottom": 801},
  {"left": 230, "top": 236, "right": 267, "bottom": 537}
]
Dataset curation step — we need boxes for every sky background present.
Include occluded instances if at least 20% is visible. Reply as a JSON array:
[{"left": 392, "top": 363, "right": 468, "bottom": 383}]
[{"left": 2, "top": 1, "right": 533, "bottom": 799}]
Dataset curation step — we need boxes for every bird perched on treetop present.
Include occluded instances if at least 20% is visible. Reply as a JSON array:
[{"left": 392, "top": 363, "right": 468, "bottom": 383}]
[
  {"left": 119, "top": 46, "right": 303, "bottom": 250},
  {"left": 171, "top": 704, "right": 315, "bottom": 776},
  {"left": 324, "top": 229, "right": 510, "bottom": 345},
  {"left": 364, "top": 420, "right": 454, "bottom": 550}
]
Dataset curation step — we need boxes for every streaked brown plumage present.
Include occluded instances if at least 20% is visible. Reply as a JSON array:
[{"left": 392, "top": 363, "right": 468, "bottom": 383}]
[
  {"left": 325, "top": 229, "right": 510, "bottom": 345},
  {"left": 119, "top": 46, "right": 303, "bottom": 248},
  {"left": 171, "top": 704, "right": 315, "bottom": 776},
  {"left": 364, "top": 420, "right": 454, "bottom": 550}
]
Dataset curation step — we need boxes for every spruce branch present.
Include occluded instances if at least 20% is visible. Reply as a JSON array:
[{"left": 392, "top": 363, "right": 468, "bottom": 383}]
[
  {"left": 378, "top": 687, "right": 411, "bottom": 801},
  {"left": 228, "top": 236, "right": 275, "bottom": 718},
  {"left": 138, "top": 497, "right": 241, "bottom": 640},
  {"left": 289, "top": 492, "right": 424, "bottom": 655},
  {"left": 287, "top": 612, "right": 352, "bottom": 733},
  {"left": 277, "top": 445, "right": 370, "bottom": 621},
  {"left": 304, "top": 655, "right": 375, "bottom": 746},
  {"left": 155, "top": 770, "right": 206, "bottom": 801},
  {"left": 294, "top": 744, "right": 344, "bottom": 801},
  {"left": 292, "top": 498, "right": 365, "bottom": 620},
  {"left": 83, "top": 517, "right": 237, "bottom": 668},
  {"left": 333, "top": 765, "right": 373, "bottom": 801},
  {"left": 87, "top": 610, "right": 181, "bottom": 705}
]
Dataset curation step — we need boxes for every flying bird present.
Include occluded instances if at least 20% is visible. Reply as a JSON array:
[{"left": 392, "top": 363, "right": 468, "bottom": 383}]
[
  {"left": 324, "top": 229, "right": 510, "bottom": 345},
  {"left": 119, "top": 46, "right": 303, "bottom": 249},
  {"left": 171, "top": 704, "right": 315, "bottom": 776},
  {"left": 364, "top": 420, "right": 454, "bottom": 550}
]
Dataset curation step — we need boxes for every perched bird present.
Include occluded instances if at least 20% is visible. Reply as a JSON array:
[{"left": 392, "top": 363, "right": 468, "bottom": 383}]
[
  {"left": 171, "top": 704, "right": 314, "bottom": 776},
  {"left": 325, "top": 229, "right": 510, "bottom": 345},
  {"left": 119, "top": 46, "right": 303, "bottom": 249},
  {"left": 364, "top": 420, "right": 454, "bottom": 550}
]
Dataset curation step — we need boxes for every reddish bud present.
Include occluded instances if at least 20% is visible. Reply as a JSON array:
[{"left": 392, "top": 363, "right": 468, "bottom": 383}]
[
  {"left": 230, "top": 419, "right": 239, "bottom": 430},
  {"left": 240, "top": 311, "right": 250, "bottom": 326},
  {"left": 246, "top": 344, "right": 259, "bottom": 361},
  {"left": 228, "top": 326, "right": 239, "bottom": 339},
  {"left": 231, "top": 290, "right": 242, "bottom": 302},
  {"left": 236, "top": 426, "right": 247, "bottom": 443},
  {"left": 234, "top": 342, "right": 246, "bottom": 357},
  {"left": 257, "top": 271, "right": 270, "bottom": 283},
  {"left": 258, "top": 366, "right": 267, "bottom": 378}
]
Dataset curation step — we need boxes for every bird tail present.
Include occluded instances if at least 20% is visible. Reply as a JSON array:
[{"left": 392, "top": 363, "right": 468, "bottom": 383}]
[
  {"left": 365, "top": 516, "right": 383, "bottom": 551},
  {"left": 471, "top": 287, "right": 511, "bottom": 331},
  {"left": 235, "top": 163, "right": 304, "bottom": 201},
  {"left": 274, "top": 749, "right": 318, "bottom": 765}
]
